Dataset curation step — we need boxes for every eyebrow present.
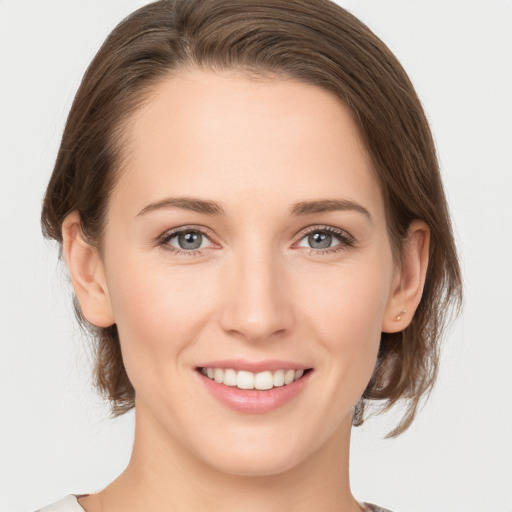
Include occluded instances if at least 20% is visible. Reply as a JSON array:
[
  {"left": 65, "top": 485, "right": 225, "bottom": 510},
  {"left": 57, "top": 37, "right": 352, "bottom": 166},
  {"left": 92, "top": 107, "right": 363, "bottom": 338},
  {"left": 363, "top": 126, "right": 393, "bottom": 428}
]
[
  {"left": 290, "top": 199, "right": 372, "bottom": 222},
  {"left": 137, "top": 197, "right": 225, "bottom": 217},
  {"left": 137, "top": 196, "right": 372, "bottom": 222}
]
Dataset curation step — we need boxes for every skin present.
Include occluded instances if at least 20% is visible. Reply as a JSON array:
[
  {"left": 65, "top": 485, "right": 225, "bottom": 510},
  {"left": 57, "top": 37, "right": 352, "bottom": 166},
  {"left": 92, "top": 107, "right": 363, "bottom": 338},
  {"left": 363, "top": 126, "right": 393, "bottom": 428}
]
[{"left": 63, "top": 70, "right": 429, "bottom": 512}]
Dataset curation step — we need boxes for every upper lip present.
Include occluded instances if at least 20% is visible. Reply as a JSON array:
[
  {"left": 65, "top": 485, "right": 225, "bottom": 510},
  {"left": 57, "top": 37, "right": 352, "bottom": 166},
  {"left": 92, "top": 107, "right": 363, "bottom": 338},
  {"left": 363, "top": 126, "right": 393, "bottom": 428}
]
[{"left": 196, "top": 359, "right": 312, "bottom": 373}]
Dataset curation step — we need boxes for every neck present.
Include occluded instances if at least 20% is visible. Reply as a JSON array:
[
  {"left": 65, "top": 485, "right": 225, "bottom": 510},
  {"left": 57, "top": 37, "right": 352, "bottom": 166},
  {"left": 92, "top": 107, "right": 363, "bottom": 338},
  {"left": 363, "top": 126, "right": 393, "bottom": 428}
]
[{"left": 97, "top": 405, "right": 362, "bottom": 512}]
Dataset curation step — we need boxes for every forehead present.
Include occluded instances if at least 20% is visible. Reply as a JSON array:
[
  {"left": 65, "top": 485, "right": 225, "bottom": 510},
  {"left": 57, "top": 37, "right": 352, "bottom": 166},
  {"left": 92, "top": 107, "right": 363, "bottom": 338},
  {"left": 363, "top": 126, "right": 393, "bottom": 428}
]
[{"left": 114, "top": 69, "right": 383, "bottom": 221}]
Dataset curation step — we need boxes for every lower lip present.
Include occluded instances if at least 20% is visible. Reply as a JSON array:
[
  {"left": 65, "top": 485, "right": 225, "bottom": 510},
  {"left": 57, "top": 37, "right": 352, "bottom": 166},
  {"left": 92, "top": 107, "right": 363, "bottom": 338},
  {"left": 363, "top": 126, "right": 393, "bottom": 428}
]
[{"left": 197, "top": 370, "right": 312, "bottom": 413}]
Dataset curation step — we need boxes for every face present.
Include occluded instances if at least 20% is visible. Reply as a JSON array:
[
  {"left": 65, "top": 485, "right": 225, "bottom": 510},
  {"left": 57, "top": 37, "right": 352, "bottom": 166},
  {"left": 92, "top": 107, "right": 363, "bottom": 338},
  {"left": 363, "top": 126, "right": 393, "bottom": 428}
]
[{"left": 97, "top": 70, "right": 400, "bottom": 476}]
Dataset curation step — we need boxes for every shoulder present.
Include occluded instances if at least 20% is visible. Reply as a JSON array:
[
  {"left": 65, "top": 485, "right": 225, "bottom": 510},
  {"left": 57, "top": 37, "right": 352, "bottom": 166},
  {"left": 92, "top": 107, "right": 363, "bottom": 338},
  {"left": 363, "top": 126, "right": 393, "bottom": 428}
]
[
  {"left": 35, "top": 495, "right": 85, "bottom": 512},
  {"left": 362, "top": 503, "right": 395, "bottom": 512}
]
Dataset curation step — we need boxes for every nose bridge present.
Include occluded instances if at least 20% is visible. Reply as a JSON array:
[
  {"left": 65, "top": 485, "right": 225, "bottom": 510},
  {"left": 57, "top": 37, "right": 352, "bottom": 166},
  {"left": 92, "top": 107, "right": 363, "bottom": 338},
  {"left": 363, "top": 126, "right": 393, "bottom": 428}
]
[{"left": 220, "top": 236, "right": 293, "bottom": 342}]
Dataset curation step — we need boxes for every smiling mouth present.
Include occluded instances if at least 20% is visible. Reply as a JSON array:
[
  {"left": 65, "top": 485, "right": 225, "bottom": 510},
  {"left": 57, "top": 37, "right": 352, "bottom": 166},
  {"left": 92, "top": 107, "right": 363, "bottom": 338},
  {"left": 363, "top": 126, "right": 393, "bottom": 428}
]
[{"left": 198, "top": 367, "right": 312, "bottom": 391}]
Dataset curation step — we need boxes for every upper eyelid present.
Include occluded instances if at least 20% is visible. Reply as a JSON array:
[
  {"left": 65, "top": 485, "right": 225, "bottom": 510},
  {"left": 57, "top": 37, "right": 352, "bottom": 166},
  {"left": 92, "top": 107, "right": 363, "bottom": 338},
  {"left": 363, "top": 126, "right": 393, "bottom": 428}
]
[
  {"left": 159, "top": 224, "right": 217, "bottom": 242},
  {"left": 298, "top": 224, "right": 352, "bottom": 237},
  {"left": 295, "top": 224, "right": 355, "bottom": 245}
]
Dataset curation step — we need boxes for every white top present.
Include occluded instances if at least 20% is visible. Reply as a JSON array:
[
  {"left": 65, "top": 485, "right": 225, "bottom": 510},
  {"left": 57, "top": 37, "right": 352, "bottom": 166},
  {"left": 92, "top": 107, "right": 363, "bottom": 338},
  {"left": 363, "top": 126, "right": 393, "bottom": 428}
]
[
  {"left": 35, "top": 495, "right": 393, "bottom": 512},
  {"left": 35, "top": 495, "right": 85, "bottom": 512}
]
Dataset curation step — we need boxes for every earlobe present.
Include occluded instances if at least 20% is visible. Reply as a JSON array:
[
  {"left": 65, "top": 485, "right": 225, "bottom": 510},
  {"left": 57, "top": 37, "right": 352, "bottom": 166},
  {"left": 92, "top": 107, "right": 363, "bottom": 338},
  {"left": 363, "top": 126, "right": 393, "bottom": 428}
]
[
  {"left": 62, "top": 211, "right": 115, "bottom": 328},
  {"left": 382, "top": 220, "right": 430, "bottom": 333}
]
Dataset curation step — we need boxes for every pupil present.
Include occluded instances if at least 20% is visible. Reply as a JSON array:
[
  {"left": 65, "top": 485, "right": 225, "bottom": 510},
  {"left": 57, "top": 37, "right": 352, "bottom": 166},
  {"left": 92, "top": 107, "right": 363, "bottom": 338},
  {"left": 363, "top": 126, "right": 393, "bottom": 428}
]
[
  {"left": 179, "top": 232, "right": 202, "bottom": 250},
  {"left": 309, "top": 232, "right": 332, "bottom": 249}
]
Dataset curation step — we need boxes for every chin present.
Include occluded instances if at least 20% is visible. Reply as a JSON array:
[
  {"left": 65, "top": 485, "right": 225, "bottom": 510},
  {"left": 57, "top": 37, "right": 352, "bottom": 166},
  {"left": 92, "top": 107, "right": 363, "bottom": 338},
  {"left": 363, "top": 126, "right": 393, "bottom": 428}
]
[
  {"left": 206, "top": 450, "right": 303, "bottom": 478},
  {"left": 194, "top": 428, "right": 313, "bottom": 478}
]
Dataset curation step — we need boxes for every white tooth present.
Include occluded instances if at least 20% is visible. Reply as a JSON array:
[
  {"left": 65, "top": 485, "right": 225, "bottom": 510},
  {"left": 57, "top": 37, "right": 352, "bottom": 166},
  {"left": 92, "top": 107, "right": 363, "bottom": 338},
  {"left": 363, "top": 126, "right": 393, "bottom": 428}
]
[
  {"left": 255, "top": 371, "right": 273, "bottom": 390},
  {"left": 237, "top": 370, "right": 255, "bottom": 389},
  {"left": 273, "top": 369, "right": 285, "bottom": 387},
  {"left": 294, "top": 369, "right": 304, "bottom": 380},
  {"left": 200, "top": 367, "right": 208, "bottom": 376},
  {"left": 214, "top": 368, "right": 224, "bottom": 383},
  {"left": 223, "top": 368, "right": 237, "bottom": 386},
  {"left": 207, "top": 368, "right": 214, "bottom": 379},
  {"left": 284, "top": 369, "right": 295, "bottom": 385}
]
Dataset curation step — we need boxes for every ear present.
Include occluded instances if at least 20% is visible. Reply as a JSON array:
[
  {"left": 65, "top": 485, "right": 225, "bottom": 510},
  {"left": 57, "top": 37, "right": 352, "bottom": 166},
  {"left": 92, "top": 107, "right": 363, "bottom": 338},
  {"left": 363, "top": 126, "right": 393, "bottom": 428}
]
[
  {"left": 62, "top": 211, "right": 115, "bottom": 328},
  {"left": 382, "top": 220, "right": 430, "bottom": 333}
]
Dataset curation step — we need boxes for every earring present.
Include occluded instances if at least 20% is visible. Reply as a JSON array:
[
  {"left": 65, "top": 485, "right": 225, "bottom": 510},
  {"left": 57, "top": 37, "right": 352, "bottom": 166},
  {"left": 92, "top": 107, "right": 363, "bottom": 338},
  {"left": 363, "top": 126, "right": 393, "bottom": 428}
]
[{"left": 396, "top": 310, "right": 406, "bottom": 321}]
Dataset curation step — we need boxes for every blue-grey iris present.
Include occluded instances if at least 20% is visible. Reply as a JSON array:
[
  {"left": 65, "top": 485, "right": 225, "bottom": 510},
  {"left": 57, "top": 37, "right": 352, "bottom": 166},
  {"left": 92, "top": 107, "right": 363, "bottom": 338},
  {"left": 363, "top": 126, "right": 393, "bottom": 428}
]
[{"left": 309, "top": 232, "right": 332, "bottom": 249}]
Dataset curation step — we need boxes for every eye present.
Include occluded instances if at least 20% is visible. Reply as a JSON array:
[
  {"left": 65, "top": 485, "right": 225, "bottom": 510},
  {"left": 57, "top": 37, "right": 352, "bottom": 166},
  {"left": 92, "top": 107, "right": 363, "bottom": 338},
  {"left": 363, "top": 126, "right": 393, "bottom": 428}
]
[
  {"left": 295, "top": 226, "right": 354, "bottom": 253},
  {"left": 159, "top": 226, "right": 216, "bottom": 255}
]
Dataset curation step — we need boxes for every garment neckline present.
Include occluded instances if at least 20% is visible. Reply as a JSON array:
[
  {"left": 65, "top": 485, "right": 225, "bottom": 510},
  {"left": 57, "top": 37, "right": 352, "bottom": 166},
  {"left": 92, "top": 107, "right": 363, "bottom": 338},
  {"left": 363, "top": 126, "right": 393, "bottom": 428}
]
[{"left": 70, "top": 494, "right": 383, "bottom": 512}]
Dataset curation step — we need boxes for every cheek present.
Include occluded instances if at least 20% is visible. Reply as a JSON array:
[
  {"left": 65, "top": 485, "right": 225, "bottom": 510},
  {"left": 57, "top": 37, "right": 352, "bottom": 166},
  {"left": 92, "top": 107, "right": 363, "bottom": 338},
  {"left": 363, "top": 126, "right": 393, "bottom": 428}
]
[
  {"left": 297, "top": 258, "right": 394, "bottom": 389},
  {"left": 301, "top": 260, "right": 391, "bottom": 337},
  {"left": 105, "top": 256, "right": 219, "bottom": 374}
]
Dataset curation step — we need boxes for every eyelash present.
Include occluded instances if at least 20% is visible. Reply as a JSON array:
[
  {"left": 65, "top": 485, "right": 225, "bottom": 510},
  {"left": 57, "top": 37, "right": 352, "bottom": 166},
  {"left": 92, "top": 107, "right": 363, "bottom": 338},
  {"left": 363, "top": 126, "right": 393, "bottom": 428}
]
[
  {"left": 158, "top": 225, "right": 355, "bottom": 257},
  {"left": 298, "top": 225, "right": 355, "bottom": 255},
  {"left": 158, "top": 225, "right": 217, "bottom": 257}
]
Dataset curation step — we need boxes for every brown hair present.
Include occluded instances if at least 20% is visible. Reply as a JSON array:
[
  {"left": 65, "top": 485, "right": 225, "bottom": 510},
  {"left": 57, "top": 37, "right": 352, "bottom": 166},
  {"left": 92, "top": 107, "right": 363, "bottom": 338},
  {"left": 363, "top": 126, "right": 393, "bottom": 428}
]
[{"left": 41, "top": 0, "right": 462, "bottom": 437}]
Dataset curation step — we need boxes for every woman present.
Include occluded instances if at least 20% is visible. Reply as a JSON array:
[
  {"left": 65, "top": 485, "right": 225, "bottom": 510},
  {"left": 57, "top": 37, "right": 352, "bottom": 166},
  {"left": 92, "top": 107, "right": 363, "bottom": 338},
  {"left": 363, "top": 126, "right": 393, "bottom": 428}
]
[{"left": 37, "top": 0, "right": 461, "bottom": 510}]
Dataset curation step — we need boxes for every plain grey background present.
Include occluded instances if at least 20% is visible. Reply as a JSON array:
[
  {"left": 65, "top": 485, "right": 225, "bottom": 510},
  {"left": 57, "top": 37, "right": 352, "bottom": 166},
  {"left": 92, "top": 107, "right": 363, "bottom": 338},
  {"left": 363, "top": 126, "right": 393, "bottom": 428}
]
[{"left": 1, "top": 1, "right": 511, "bottom": 511}]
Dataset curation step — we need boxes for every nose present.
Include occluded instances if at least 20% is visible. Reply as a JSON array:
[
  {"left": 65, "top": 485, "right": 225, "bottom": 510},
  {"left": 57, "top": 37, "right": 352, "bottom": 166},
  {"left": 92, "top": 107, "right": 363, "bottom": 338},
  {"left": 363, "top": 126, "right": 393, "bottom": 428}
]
[{"left": 219, "top": 243, "right": 295, "bottom": 343}]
